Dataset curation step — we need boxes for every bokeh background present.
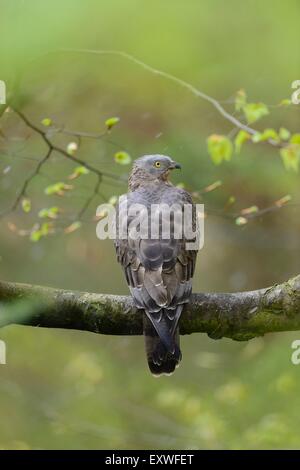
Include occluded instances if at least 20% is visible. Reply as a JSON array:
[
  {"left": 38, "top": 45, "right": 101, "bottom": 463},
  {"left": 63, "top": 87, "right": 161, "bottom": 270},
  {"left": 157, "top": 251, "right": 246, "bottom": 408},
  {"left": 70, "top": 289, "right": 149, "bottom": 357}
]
[{"left": 0, "top": 0, "right": 300, "bottom": 449}]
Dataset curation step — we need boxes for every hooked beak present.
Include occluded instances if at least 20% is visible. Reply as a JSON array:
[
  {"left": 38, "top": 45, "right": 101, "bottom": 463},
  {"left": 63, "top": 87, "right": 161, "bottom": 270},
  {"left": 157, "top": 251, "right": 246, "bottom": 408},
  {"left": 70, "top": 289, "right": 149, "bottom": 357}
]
[{"left": 170, "top": 161, "right": 181, "bottom": 170}]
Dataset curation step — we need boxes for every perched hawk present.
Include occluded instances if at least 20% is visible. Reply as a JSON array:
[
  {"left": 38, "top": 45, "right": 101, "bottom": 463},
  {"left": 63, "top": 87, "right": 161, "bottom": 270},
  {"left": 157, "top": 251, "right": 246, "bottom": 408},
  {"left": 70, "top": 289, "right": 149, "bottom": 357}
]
[{"left": 114, "top": 155, "right": 198, "bottom": 375}]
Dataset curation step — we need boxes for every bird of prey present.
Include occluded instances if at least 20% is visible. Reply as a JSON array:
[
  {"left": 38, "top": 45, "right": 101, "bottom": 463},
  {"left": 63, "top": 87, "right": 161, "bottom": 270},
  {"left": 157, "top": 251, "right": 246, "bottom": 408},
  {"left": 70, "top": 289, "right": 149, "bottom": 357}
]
[{"left": 114, "top": 155, "right": 198, "bottom": 375}]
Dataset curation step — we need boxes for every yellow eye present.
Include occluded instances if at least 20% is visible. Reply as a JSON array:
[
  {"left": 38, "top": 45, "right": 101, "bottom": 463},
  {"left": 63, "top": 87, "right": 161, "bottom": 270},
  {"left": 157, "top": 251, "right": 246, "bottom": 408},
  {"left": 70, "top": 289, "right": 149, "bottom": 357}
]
[{"left": 154, "top": 161, "right": 161, "bottom": 168}]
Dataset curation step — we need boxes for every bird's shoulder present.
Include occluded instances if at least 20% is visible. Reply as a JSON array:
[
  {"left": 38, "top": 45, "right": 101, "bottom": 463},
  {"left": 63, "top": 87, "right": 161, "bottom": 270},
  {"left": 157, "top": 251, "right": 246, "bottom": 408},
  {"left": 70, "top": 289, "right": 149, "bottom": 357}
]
[{"left": 125, "top": 182, "right": 193, "bottom": 206}]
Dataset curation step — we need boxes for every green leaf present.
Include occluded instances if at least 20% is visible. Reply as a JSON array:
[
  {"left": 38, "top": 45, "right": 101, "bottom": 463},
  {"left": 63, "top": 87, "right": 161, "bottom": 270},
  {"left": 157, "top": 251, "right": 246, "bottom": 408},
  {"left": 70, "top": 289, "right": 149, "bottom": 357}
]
[
  {"left": 243, "top": 103, "right": 269, "bottom": 124},
  {"left": 76, "top": 166, "right": 89, "bottom": 175},
  {"left": 45, "top": 182, "right": 73, "bottom": 196},
  {"left": 279, "top": 128, "right": 291, "bottom": 141},
  {"left": 234, "top": 130, "right": 250, "bottom": 153},
  {"left": 108, "top": 195, "right": 118, "bottom": 206},
  {"left": 21, "top": 198, "right": 31, "bottom": 213},
  {"left": 251, "top": 132, "right": 262, "bottom": 143},
  {"left": 67, "top": 142, "right": 78, "bottom": 155},
  {"left": 241, "top": 205, "right": 259, "bottom": 215},
  {"left": 252, "top": 128, "right": 279, "bottom": 143},
  {"left": 227, "top": 196, "right": 236, "bottom": 205},
  {"left": 280, "top": 145, "right": 300, "bottom": 172},
  {"left": 203, "top": 180, "right": 222, "bottom": 192},
  {"left": 235, "top": 89, "right": 247, "bottom": 112},
  {"left": 290, "top": 134, "right": 300, "bottom": 145},
  {"left": 279, "top": 99, "right": 292, "bottom": 106},
  {"left": 207, "top": 135, "right": 233, "bottom": 165},
  {"left": 64, "top": 221, "right": 82, "bottom": 234},
  {"left": 45, "top": 183, "right": 64, "bottom": 195},
  {"left": 235, "top": 216, "right": 248, "bottom": 226},
  {"left": 114, "top": 151, "right": 131, "bottom": 165},
  {"left": 38, "top": 207, "right": 59, "bottom": 219},
  {"left": 41, "top": 118, "right": 52, "bottom": 127},
  {"left": 105, "top": 117, "right": 120, "bottom": 130},
  {"left": 30, "top": 230, "right": 42, "bottom": 242},
  {"left": 30, "top": 222, "right": 53, "bottom": 241},
  {"left": 69, "top": 166, "right": 90, "bottom": 180},
  {"left": 275, "top": 194, "right": 292, "bottom": 207},
  {"left": 40, "top": 223, "right": 51, "bottom": 236}
]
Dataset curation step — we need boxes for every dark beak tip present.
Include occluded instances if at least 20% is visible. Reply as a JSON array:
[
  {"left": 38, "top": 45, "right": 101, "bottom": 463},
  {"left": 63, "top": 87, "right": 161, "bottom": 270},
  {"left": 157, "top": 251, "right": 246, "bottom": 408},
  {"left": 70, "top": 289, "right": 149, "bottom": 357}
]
[{"left": 174, "top": 163, "right": 181, "bottom": 170}]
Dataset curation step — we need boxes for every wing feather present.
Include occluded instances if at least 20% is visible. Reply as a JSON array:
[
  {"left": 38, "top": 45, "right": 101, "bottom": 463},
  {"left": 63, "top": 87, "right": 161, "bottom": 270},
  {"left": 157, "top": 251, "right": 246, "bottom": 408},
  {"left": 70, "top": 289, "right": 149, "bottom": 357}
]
[{"left": 114, "top": 185, "right": 198, "bottom": 374}]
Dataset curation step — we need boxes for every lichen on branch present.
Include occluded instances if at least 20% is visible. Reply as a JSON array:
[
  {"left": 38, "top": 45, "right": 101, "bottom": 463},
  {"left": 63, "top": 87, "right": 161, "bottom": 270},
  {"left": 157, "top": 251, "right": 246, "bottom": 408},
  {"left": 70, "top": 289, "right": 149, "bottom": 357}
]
[{"left": 1, "top": 276, "right": 300, "bottom": 341}]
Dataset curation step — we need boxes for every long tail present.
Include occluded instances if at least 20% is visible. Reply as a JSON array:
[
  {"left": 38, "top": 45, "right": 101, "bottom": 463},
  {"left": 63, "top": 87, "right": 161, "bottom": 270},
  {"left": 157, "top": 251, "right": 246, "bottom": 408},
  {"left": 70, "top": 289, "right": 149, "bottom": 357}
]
[{"left": 143, "top": 312, "right": 182, "bottom": 376}]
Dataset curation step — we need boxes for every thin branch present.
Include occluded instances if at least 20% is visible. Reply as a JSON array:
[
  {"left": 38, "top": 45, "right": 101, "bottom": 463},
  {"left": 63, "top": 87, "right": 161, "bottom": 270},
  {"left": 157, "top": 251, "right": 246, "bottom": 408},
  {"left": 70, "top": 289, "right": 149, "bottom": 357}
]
[
  {"left": 12, "top": 110, "right": 127, "bottom": 181},
  {"left": 0, "top": 147, "right": 53, "bottom": 218},
  {"left": 0, "top": 275, "right": 300, "bottom": 341},
  {"left": 1, "top": 60, "right": 294, "bottom": 227},
  {"left": 55, "top": 127, "right": 107, "bottom": 139},
  {"left": 56, "top": 127, "right": 130, "bottom": 152},
  {"left": 57, "top": 48, "right": 284, "bottom": 148},
  {"left": 192, "top": 188, "right": 297, "bottom": 223},
  {"left": 77, "top": 173, "right": 102, "bottom": 220},
  {"left": 0, "top": 104, "right": 9, "bottom": 119},
  {"left": 14, "top": 149, "right": 52, "bottom": 207},
  {"left": 0, "top": 108, "right": 124, "bottom": 222}
]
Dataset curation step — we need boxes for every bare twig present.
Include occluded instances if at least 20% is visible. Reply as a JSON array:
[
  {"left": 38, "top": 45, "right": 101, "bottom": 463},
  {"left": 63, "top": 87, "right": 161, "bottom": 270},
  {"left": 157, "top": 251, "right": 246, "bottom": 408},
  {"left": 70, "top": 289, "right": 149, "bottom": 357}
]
[
  {"left": 0, "top": 108, "right": 125, "bottom": 222},
  {"left": 56, "top": 48, "right": 284, "bottom": 148}
]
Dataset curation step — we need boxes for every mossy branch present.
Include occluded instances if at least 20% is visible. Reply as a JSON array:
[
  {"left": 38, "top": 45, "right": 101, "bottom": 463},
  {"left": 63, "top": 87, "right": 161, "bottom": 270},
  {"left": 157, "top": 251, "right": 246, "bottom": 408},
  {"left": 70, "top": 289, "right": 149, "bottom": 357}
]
[{"left": 1, "top": 276, "right": 300, "bottom": 341}]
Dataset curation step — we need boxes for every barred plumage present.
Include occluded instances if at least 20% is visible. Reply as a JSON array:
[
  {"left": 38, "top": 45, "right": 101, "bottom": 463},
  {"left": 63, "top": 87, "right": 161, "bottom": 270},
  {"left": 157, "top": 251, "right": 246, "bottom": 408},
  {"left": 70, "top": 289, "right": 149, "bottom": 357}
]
[{"left": 114, "top": 155, "right": 198, "bottom": 375}]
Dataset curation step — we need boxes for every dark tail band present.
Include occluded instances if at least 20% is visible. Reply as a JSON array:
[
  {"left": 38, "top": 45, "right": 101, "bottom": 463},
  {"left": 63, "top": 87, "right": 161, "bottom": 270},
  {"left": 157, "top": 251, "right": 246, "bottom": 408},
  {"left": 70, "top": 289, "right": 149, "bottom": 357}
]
[{"left": 143, "top": 314, "right": 182, "bottom": 376}]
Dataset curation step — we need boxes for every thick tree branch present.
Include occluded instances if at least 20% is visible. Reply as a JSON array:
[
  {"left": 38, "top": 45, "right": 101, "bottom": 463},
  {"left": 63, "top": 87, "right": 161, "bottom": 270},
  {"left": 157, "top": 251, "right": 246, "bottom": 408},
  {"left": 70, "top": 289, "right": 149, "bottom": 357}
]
[{"left": 1, "top": 276, "right": 300, "bottom": 341}]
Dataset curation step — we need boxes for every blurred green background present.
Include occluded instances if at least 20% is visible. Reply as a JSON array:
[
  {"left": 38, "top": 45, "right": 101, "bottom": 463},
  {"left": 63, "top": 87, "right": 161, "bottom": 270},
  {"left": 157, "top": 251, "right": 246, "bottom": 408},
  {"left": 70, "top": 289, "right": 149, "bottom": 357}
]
[{"left": 0, "top": 0, "right": 300, "bottom": 449}]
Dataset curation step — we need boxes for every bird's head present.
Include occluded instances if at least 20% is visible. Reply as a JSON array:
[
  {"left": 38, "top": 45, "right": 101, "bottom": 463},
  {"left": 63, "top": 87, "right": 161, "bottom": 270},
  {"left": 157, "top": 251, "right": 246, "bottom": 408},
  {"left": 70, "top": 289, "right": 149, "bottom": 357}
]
[{"left": 129, "top": 154, "right": 181, "bottom": 190}]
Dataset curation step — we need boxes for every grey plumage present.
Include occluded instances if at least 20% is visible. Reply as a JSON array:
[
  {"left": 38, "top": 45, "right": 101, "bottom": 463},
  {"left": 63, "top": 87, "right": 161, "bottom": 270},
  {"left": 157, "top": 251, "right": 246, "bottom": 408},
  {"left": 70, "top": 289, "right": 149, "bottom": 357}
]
[{"left": 114, "top": 155, "right": 198, "bottom": 375}]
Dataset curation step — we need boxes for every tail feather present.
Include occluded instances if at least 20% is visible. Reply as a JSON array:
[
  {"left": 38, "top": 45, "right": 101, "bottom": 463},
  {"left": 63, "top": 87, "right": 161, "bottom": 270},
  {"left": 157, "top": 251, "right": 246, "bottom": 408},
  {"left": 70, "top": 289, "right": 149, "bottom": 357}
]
[{"left": 143, "top": 313, "right": 182, "bottom": 376}]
